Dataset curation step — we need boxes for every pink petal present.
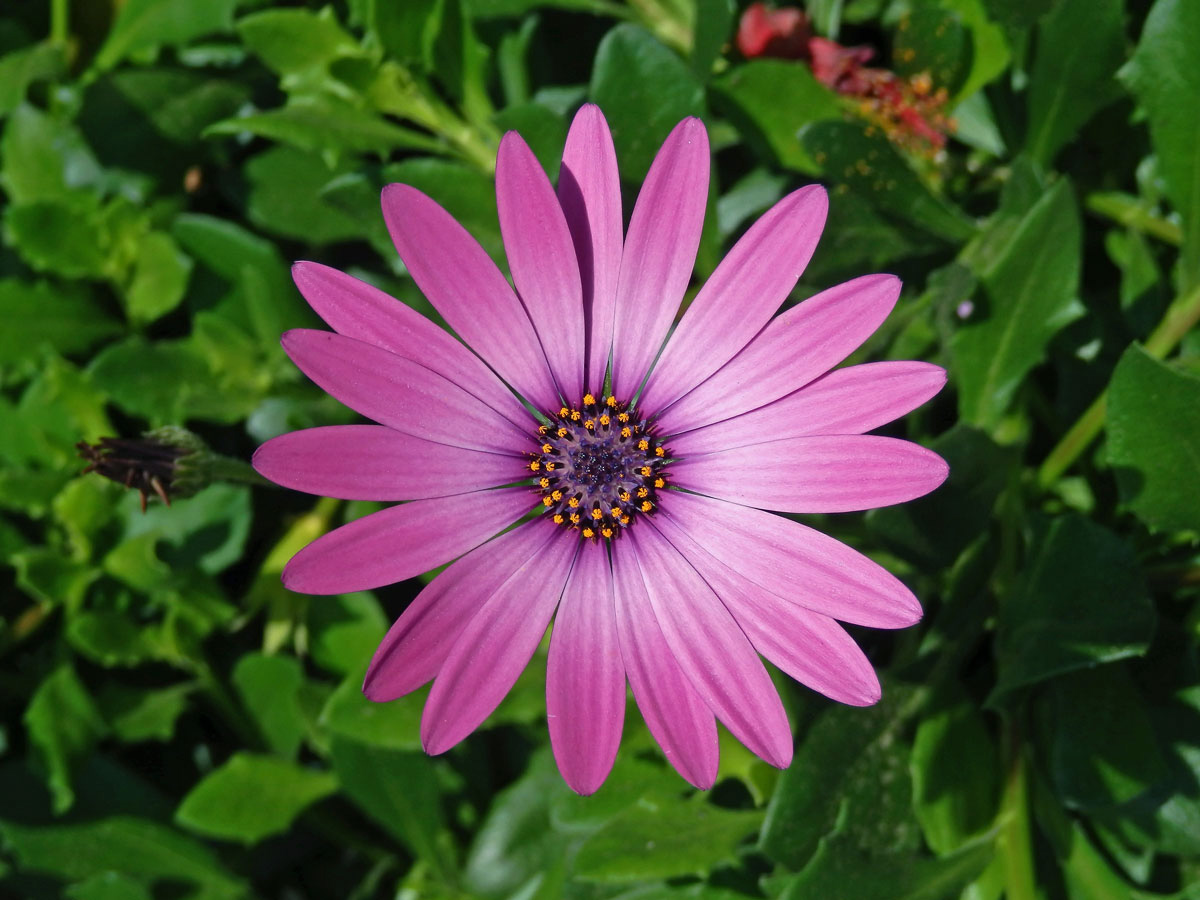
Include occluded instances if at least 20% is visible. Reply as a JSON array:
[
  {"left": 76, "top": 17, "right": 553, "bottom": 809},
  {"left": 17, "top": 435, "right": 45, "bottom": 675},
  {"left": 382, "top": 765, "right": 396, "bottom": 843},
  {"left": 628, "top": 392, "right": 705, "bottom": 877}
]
[
  {"left": 629, "top": 524, "right": 792, "bottom": 769},
  {"left": 253, "top": 425, "right": 528, "bottom": 501},
  {"left": 610, "top": 539, "right": 718, "bottom": 789},
  {"left": 291, "top": 262, "right": 531, "bottom": 431},
  {"left": 547, "top": 539, "right": 624, "bottom": 795},
  {"left": 364, "top": 522, "right": 551, "bottom": 701},
  {"left": 639, "top": 185, "right": 828, "bottom": 412},
  {"left": 661, "top": 490, "right": 922, "bottom": 628},
  {"left": 653, "top": 514, "right": 880, "bottom": 706},
  {"left": 670, "top": 361, "right": 946, "bottom": 456},
  {"left": 497, "top": 132, "right": 585, "bottom": 402},
  {"left": 422, "top": 522, "right": 577, "bottom": 754},
  {"left": 281, "top": 330, "right": 534, "bottom": 454},
  {"left": 654, "top": 274, "right": 900, "bottom": 434},
  {"left": 381, "top": 184, "right": 560, "bottom": 411},
  {"left": 672, "top": 435, "right": 949, "bottom": 513},
  {"left": 558, "top": 104, "right": 623, "bottom": 395},
  {"left": 610, "top": 118, "right": 710, "bottom": 399},
  {"left": 281, "top": 487, "right": 532, "bottom": 595}
]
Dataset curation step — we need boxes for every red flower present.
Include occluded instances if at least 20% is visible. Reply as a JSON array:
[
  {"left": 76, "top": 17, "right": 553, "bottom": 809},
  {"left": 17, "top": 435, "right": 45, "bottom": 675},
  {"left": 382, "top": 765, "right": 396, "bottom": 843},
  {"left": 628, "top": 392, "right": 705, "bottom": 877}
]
[{"left": 736, "top": 2, "right": 812, "bottom": 60}]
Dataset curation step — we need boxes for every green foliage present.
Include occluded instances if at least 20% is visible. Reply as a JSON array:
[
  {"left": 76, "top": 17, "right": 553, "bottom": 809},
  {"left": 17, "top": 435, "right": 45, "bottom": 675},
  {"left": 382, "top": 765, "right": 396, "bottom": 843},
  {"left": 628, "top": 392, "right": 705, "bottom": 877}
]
[{"left": 1, "top": 0, "right": 1199, "bottom": 898}]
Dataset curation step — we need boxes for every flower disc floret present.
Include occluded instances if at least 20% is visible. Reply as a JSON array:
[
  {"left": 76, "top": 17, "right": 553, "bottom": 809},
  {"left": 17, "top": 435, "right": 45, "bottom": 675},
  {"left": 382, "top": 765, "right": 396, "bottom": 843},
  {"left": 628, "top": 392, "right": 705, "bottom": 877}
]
[{"left": 531, "top": 394, "right": 669, "bottom": 539}]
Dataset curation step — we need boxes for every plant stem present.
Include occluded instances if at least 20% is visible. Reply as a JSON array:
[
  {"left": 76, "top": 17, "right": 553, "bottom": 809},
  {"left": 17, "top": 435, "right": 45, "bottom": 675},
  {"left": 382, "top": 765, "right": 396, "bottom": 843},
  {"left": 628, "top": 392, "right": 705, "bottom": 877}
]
[
  {"left": 1086, "top": 192, "right": 1182, "bottom": 247},
  {"left": 1037, "top": 282, "right": 1200, "bottom": 488},
  {"left": 1000, "top": 715, "right": 1037, "bottom": 900},
  {"left": 50, "top": 0, "right": 69, "bottom": 45}
]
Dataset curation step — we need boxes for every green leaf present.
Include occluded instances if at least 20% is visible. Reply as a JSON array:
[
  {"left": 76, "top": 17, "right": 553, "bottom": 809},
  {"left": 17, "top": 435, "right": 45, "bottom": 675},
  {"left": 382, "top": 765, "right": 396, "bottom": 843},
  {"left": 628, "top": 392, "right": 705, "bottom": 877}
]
[
  {"left": 990, "top": 515, "right": 1155, "bottom": 705},
  {"left": 205, "top": 99, "right": 445, "bottom": 157},
  {"left": 123, "top": 230, "right": 192, "bottom": 324},
  {"left": 98, "top": 683, "right": 195, "bottom": 744},
  {"left": 1043, "top": 664, "right": 1167, "bottom": 810},
  {"left": 232, "top": 653, "right": 306, "bottom": 758},
  {"left": 175, "top": 752, "right": 337, "bottom": 844},
  {"left": 1119, "top": 0, "right": 1200, "bottom": 289},
  {"left": 1025, "top": 0, "right": 1123, "bottom": 167},
  {"left": 776, "top": 839, "right": 993, "bottom": 900},
  {"left": 0, "top": 104, "right": 102, "bottom": 204},
  {"left": 236, "top": 7, "right": 360, "bottom": 79},
  {"left": 911, "top": 699, "right": 1000, "bottom": 853},
  {"left": 462, "top": 751, "right": 574, "bottom": 897},
  {"left": 66, "top": 611, "right": 161, "bottom": 668},
  {"left": 330, "top": 738, "right": 455, "bottom": 876},
  {"left": 88, "top": 336, "right": 212, "bottom": 424},
  {"left": 710, "top": 61, "right": 842, "bottom": 175},
  {"left": 63, "top": 872, "right": 153, "bottom": 900},
  {"left": 491, "top": 102, "right": 566, "bottom": 179},
  {"left": 589, "top": 24, "right": 705, "bottom": 182},
  {"left": 0, "top": 279, "right": 120, "bottom": 365},
  {"left": 940, "top": 0, "right": 1009, "bottom": 101},
  {"left": 93, "top": 0, "right": 238, "bottom": 71},
  {"left": 307, "top": 590, "right": 388, "bottom": 676},
  {"left": 575, "top": 796, "right": 764, "bottom": 883},
  {"left": 0, "top": 816, "right": 246, "bottom": 897},
  {"left": 23, "top": 665, "right": 108, "bottom": 813},
  {"left": 692, "top": 0, "right": 734, "bottom": 79},
  {"left": 952, "top": 177, "right": 1084, "bottom": 428},
  {"left": 1107, "top": 344, "right": 1200, "bottom": 533},
  {"left": 981, "top": 0, "right": 1059, "bottom": 28},
  {"left": 0, "top": 42, "right": 65, "bottom": 117},
  {"left": 801, "top": 120, "right": 975, "bottom": 242},
  {"left": 761, "top": 685, "right": 920, "bottom": 869},
  {"left": 4, "top": 198, "right": 110, "bottom": 279},
  {"left": 123, "top": 483, "right": 252, "bottom": 576},
  {"left": 319, "top": 670, "right": 423, "bottom": 750},
  {"left": 244, "top": 145, "right": 364, "bottom": 244},
  {"left": 893, "top": 5, "right": 972, "bottom": 96},
  {"left": 869, "top": 425, "right": 1014, "bottom": 569}
]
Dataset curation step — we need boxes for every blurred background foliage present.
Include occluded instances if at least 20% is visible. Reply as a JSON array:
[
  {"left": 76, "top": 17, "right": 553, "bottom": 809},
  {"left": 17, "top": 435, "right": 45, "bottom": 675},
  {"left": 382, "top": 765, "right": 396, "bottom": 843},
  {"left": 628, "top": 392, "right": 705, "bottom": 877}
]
[{"left": 1, "top": 0, "right": 1199, "bottom": 897}]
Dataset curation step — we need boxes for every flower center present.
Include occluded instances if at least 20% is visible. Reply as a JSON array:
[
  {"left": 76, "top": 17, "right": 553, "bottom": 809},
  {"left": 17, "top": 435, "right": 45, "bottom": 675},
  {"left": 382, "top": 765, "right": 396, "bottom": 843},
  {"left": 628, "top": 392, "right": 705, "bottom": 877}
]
[{"left": 529, "top": 394, "right": 671, "bottom": 540}]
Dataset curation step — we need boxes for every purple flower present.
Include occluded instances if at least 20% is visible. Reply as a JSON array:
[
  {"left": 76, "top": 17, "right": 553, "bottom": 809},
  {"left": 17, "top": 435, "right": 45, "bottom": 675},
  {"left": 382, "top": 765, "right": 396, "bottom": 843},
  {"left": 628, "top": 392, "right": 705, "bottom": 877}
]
[{"left": 254, "top": 106, "right": 947, "bottom": 794}]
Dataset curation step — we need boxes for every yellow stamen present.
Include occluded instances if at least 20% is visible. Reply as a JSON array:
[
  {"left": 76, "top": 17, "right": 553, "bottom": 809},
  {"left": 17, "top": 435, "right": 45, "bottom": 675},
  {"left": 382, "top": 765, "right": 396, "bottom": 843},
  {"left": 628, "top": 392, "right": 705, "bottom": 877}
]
[
  {"left": 539, "top": 477, "right": 550, "bottom": 488},
  {"left": 655, "top": 447, "right": 665, "bottom": 457},
  {"left": 553, "top": 514, "right": 564, "bottom": 524},
  {"left": 601, "top": 527, "right": 613, "bottom": 539},
  {"left": 542, "top": 443, "right": 553, "bottom": 454},
  {"left": 559, "top": 406, "right": 570, "bottom": 417},
  {"left": 584, "top": 419, "right": 594, "bottom": 430},
  {"left": 583, "top": 393, "right": 596, "bottom": 406},
  {"left": 582, "top": 527, "right": 595, "bottom": 539},
  {"left": 606, "top": 395, "right": 618, "bottom": 407},
  {"left": 569, "top": 512, "right": 581, "bottom": 524},
  {"left": 551, "top": 490, "right": 562, "bottom": 501},
  {"left": 637, "top": 439, "right": 649, "bottom": 451},
  {"left": 641, "top": 500, "right": 653, "bottom": 512},
  {"left": 568, "top": 497, "right": 580, "bottom": 508},
  {"left": 557, "top": 428, "right": 568, "bottom": 438},
  {"left": 637, "top": 487, "right": 649, "bottom": 498},
  {"left": 599, "top": 414, "right": 610, "bottom": 426},
  {"left": 570, "top": 410, "right": 581, "bottom": 421},
  {"left": 654, "top": 477, "right": 665, "bottom": 489},
  {"left": 543, "top": 497, "right": 554, "bottom": 507},
  {"left": 591, "top": 508, "right": 603, "bottom": 520},
  {"left": 529, "top": 460, "right": 540, "bottom": 472},
  {"left": 618, "top": 412, "right": 629, "bottom": 422},
  {"left": 546, "top": 462, "right": 556, "bottom": 471},
  {"left": 620, "top": 427, "right": 632, "bottom": 438},
  {"left": 538, "top": 425, "right": 549, "bottom": 435},
  {"left": 640, "top": 466, "right": 652, "bottom": 477}
]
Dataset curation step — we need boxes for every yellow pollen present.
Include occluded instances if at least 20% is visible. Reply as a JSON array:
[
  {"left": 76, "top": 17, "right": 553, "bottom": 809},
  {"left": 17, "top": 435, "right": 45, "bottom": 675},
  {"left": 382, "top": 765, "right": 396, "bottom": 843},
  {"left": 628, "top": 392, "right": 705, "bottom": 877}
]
[
  {"left": 542, "top": 443, "right": 553, "bottom": 454},
  {"left": 654, "top": 477, "right": 665, "bottom": 488},
  {"left": 620, "top": 427, "right": 632, "bottom": 438},
  {"left": 568, "top": 497, "right": 580, "bottom": 508},
  {"left": 569, "top": 512, "right": 581, "bottom": 524},
  {"left": 618, "top": 412, "right": 629, "bottom": 422},
  {"left": 529, "top": 460, "right": 540, "bottom": 471},
  {"left": 637, "top": 487, "right": 649, "bottom": 498},
  {"left": 543, "top": 497, "right": 553, "bottom": 507},
  {"left": 551, "top": 490, "right": 563, "bottom": 501},
  {"left": 584, "top": 419, "right": 594, "bottom": 430},
  {"left": 601, "top": 527, "right": 613, "bottom": 539},
  {"left": 599, "top": 414, "right": 610, "bottom": 426},
  {"left": 583, "top": 393, "right": 596, "bottom": 406},
  {"left": 570, "top": 410, "right": 581, "bottom": 421},
  {"left": 582, "top": 527, "right": 595, "bottom": 539},
  {"left": 553, "top": 514, "right": 564, "bottom": 524},
  {"left": 620, "top": 515, "right": 631, "bottom": 525},
  {"left": 557, "top": 428, "right": 568, "bottom": 438},
  {"left": 606, "top": 395, "right": 618, "bottom": 407},
  {"left": 539, "top": 477, "right": 550, "bottom": 488},
  {"left": 538, "top": 425, "right": 549, "bottom": 435},
  {"left": 641, "top": 500, "right": 653, "bottom": 512},
  {"left": 618, "top": 489, "right": 630, "bottom": 501},
  {"left": 591, "top": 508, "right": 603, "bottom": 520},
  {"left": 637, "top": 439, "right": 649, "bottom": 451},
  {"left": 559, "top": 406, "right": 569, "bottom": 417},
  {"left": 655, "top": 447, "right": 665, "bottom": 457},
  {"left": 545, "top": 462, "right": 557, "bottom": 471},
  {"left": 640, "top": 466, "right": 652, "bottom": 477}
]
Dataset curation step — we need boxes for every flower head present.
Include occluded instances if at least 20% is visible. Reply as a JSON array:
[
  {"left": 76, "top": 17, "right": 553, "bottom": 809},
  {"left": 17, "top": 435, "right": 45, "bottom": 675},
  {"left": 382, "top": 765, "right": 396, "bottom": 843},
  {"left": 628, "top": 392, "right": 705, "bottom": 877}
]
[{"left": 254, "top": 105, "right": 947, "bottom": 794}]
